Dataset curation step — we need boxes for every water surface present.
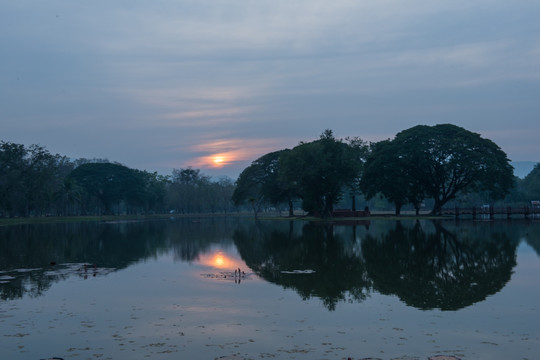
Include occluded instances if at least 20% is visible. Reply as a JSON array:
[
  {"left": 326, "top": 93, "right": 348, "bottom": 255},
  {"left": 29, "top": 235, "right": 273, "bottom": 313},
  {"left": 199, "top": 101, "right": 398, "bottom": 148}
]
[{"left": 1, "top": 217, "right": 539, "bottom": 359}]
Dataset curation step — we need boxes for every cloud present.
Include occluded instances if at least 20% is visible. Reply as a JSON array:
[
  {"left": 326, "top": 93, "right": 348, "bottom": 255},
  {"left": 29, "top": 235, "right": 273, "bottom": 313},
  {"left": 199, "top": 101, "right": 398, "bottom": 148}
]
[{"left": 1, "top": 0, "right": 539, "bottom": 178}]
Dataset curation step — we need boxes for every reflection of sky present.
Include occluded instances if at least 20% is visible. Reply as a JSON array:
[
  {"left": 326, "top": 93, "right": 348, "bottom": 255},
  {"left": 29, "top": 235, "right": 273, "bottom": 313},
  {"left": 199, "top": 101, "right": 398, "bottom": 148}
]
[{"left": 1, "top": 237, "right": 539, "bottom": 359}]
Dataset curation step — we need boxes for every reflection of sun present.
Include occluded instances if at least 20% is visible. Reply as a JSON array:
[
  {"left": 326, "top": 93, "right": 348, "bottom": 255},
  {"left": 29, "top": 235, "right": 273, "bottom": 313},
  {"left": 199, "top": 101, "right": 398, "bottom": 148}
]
[
  {"left": 214, "top": 253, "right": 225, "bottom": 267},
  {"left": 198, "top": 251, "right": 244, "bottom": 270},
  {"left": 211, "top": 252, "right": 232, "bottom": 269}
]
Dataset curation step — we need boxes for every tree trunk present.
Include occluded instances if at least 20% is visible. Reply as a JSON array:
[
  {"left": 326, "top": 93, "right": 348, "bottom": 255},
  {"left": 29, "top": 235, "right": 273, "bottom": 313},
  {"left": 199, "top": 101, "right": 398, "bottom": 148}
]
[
  {"left": 249, "top": 199, "right": 258, "bottom": 220},
  {"left": 431, "top": 200, "right": 442, "bottom": 215},
  {"left": 288, "top": 200, "right": 294, "bottom": 217}
]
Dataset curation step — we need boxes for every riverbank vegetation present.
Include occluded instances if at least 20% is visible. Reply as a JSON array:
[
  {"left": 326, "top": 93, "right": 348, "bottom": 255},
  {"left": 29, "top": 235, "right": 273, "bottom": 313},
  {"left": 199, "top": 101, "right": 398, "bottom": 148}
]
[{"left": 1, "top": 124, "right": 539, "bottom": 219}]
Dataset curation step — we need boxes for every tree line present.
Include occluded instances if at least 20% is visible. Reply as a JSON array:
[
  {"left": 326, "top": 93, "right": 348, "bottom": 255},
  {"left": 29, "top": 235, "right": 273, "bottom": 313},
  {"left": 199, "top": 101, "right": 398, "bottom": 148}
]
[
  {"left": 2, "top": 123, "right": 539, "bottom": 218},
  {"left": 0, "top": 141, "right": 235, "bottom": 217},
  {"left": 233, "top": 124, "right": 538, "bottom": 216}
]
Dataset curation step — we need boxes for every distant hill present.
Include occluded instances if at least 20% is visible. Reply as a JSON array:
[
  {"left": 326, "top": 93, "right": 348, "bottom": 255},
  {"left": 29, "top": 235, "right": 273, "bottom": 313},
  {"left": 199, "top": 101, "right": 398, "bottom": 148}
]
[{"left": 511, "top": 161, "right": 538, "bottom": 179}]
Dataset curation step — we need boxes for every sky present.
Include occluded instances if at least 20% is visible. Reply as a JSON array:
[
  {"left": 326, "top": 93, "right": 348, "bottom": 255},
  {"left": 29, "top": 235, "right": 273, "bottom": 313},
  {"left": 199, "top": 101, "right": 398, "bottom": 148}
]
[{"left": 1, "top": 1, "right": 539, "bottom": 179}]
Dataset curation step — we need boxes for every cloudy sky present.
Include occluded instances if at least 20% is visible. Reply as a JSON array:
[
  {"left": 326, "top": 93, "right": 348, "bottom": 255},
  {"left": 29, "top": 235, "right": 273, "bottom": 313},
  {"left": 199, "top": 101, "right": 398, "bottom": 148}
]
[{"left": 2, "top": 1, "right": 539, "bottom": 178}]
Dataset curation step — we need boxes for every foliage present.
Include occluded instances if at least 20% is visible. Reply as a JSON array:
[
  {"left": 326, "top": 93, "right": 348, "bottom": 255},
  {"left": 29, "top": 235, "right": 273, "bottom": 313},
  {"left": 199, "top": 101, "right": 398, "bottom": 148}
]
[
  {"left": 360, "top": 139, "right": 424, "bottom": 215},
  {"left": 280, "top": 130, "right": 365, "bottom": 216},
  {"left": 0, "top": 141, "right": 74, "bottom": 217},
  {"left": 0, "top": 124, "right": 529, "bottom": 219},
  {"left": 232, "top": 150, "right": 294, "bottom": 218},
  {"left": 362, "top": 124, "right": 514, "bottom": 214},
  {"left": 520, "top": 163, "right": 540, "bottom": 200},
  {"left": 69, "top": 162, "right": 169, "bottom": 215},
  {"left": 166, "top": 167, "right": 235, "bottom": 214},
  {"left": 1, "top": 139, "right": 239, "bottom": 217}
]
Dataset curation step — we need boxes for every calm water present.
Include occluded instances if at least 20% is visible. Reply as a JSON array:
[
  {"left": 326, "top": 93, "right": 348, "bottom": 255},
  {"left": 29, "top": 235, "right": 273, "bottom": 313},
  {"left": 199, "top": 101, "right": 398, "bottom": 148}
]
[{"left": 1, "top": 217, "right": 539, "bottom": 360}]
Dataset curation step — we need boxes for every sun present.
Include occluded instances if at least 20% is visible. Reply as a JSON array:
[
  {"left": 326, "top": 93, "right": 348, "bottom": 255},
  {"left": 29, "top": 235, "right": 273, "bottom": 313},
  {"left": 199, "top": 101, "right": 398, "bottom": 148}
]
[{"left": 212, "top": 156, "right": 225, "bottom": 166}]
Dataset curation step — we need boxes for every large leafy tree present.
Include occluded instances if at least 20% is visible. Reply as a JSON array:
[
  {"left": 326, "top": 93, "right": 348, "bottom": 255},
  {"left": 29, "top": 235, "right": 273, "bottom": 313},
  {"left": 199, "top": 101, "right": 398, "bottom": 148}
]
[
  {"left": 360, "top": 140, "right": 424, "bottom": 215},
  {"left": 0, "top": 141, "right": 72, "bottom": 217},
  {"left": 168, "top": 167, "right": 210, "bottom": 213},
  {"left": 0, "top": 142, "right": 28, "bottom": 216},
  {"left": 280, "top": 130, "right": 363, "bottom": 217},
  {"left": 167, "top": 167, "right": 235, "bottom": 214},
  {"left": 392, "top": 124, "right": 514, "bottom": 214},
  {"left": 69, "top": 162, "right": 158, "bottom": 214},
  {"left": 232, "top": 149, "right": 294, "bottom": 219}
]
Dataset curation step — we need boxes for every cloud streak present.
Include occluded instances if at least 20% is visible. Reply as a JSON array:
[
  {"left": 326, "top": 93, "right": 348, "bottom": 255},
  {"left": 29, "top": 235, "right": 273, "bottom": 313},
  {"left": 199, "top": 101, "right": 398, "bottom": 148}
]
[{"left": 1, "top": 0, "right": 539, "bottom": 178}]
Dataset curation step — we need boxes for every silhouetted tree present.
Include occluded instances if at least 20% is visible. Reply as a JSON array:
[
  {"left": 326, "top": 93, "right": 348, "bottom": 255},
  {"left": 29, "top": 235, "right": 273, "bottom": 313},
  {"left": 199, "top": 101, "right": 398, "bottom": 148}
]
[
  {"left": 233, "top": 149, "right": 295, "bottom": 219},
  {"left": 362, "top": 124, "right": 514, "bottom": 214},
  {"left": 521, "top": 163, "right": 540, "bottom": 200},
  {"left": 280, "top": 130, "right": 364, "bottom": 217}
]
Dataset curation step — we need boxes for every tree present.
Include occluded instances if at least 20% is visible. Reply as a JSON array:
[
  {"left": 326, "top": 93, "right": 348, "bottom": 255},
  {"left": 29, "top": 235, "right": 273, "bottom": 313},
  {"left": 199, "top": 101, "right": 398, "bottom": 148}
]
[
  {"left": 0, "top": 142, "right": 27, "bottom": 216},
  {"left": 391, "top": 124, "right": 514, "bottom": 214},
  {"left": 521, "top": 163, "right": 540, "bottom": 200},
  {"left": 168, "top": 167, "right": 210, "bottom": 213},
  {"left": 141, "top": 171, "right": 169, "bottom": 213},
  {"left": 167, "top": 167, "right": 234, "bottom": 214},
  {"left": 280, "top": 130, "right": 363, "bottom": 217},
  {"left": 361, "top": 139, "right": 426, "bottom": 215},
  {"left": 232, "top": 150, "right": 294, "bottom": 219},
  {"left": 0, "top": 141, "right": 73, "bottom": 217},
  {"left": 361, "top": 140, "right": 416, "bottom": 215},
  {"left": 344, "top": 136, "right": 369, "bottom": 212},
  {"left": 69, "top": 162, "right": 161, "bottom": 215}
]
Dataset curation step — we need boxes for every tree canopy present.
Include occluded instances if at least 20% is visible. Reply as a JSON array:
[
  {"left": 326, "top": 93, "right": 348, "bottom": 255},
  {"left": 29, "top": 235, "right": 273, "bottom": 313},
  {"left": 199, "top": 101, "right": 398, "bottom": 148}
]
[
  {"left": 361, "top": 124, "right": 514, "bottom": 214},
  {"left": 0, "top": 124, "right": 526, "bottom": 219},
  {"left": 0, "top": 141, "right": 72, "bottom": 217},
  {"left": 233, "top": 130, "right": 367, "bottom": 217},
  {"left": 280, "top": 130, "right": 365, "bottom": 216},
  {"left": 68, "top": 162, "right": 165, "bottom": 214},
  {"left": 232, "top": 150, "right": 293, "bottom": 218},
  {"left": 360, "top": 139, "right": 423, "bottom": 215},
  {"left": 521, "top": 163, "right": 540, "bottom": 200}
]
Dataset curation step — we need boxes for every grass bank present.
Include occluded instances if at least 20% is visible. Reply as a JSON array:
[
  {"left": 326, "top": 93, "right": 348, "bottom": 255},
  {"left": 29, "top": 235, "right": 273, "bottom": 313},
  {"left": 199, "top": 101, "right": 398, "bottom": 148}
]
[
  {"left": 0, "top": 213, "right": 254, "bottom": 227},
  {"left": 0, "top": 211, "right": 454, "bottom": 227}
]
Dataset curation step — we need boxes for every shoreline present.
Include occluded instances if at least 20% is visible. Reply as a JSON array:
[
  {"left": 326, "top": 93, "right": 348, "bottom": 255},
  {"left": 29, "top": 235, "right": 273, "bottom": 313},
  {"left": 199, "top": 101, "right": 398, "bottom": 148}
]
[{"left": 2, "top": 211, "right": 537, "bottom": 227}]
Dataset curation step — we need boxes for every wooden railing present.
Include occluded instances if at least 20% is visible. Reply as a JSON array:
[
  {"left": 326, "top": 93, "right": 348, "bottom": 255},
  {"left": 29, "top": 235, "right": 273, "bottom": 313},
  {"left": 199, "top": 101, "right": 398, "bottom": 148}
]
[{"left": 441, "top": 206, "right": 540, "bottom": 219}]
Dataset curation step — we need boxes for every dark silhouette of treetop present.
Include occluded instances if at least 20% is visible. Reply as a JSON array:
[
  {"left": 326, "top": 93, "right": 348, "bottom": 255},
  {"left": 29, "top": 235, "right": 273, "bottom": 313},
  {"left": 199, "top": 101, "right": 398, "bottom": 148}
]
[{"left": 361, "top": 124, "right": 514, "bottom": 214}]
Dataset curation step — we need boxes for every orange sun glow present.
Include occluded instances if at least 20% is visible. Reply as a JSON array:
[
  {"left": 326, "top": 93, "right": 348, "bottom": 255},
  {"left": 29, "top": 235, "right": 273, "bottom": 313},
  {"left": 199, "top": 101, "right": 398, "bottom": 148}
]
[
  {"left": 198, "top": 251, "right": 244, "bottom": 270},
  {"left": 212, "top": 156, "right": 225, "bottom": 166}
]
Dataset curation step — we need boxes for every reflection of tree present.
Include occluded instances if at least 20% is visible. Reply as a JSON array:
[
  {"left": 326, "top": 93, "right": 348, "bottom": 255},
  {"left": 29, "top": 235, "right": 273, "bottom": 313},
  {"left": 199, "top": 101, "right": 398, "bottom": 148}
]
[
  {"left": 362, "top": 221, "right": 518, "bottom": 310},
  {"left": 524, "top": 220, "right": 540, "bottom": 256},
  {"left": 168, "top": 217, "right": 242, "bottom": 262},
  {"left": 0, "top": 217, "right": 243, "bottom": 300},
  {"left": 0, "top": 221, "right": 169, "bottom": 300},
  {"left": 1, "top": 217, "right": 527, "bottom": 311},
  {"left": 234, "top": 221, "right": 371, "bottom": 311}
]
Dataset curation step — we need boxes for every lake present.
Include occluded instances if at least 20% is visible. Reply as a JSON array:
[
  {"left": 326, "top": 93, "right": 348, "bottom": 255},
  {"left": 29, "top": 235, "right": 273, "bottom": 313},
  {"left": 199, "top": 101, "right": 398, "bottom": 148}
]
[{"left": 1, "top": 217, "right": 539, "bottom": 360}]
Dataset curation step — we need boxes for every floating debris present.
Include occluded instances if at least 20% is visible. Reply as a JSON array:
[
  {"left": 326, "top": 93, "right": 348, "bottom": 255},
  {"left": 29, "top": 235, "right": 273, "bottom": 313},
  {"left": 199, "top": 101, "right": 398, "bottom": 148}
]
[
  {"left": 14, "top": 268, "right": 41, "bottom": 273},
  {"left": 0, "top": 263, "right": 116, "bottom": 284},
  {"left": 201, "top": 270, "right": 253, "bottom": 282},
  {"left": 280, "top": 269, "right": 316, "bottom": 274}
]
